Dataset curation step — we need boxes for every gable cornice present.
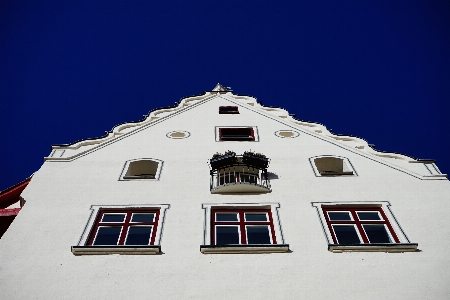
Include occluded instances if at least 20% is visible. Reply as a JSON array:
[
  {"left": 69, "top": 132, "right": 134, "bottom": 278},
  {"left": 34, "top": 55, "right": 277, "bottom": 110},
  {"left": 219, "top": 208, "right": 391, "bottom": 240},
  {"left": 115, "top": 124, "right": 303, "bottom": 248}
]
[{"left": 45, "top": 89, "right": 446, "bottom": 180}]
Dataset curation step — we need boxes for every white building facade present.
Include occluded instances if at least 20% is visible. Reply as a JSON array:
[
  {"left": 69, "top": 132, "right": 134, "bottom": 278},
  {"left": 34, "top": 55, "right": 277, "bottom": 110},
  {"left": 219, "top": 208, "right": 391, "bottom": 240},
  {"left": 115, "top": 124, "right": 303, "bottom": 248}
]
[{"left": 1, "top": 84, "right": 449, "bottom": 299}]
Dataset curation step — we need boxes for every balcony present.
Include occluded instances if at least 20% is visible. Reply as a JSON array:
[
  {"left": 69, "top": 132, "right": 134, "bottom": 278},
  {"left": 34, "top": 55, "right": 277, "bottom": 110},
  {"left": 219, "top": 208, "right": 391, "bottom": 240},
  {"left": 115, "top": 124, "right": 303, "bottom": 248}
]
[{"left": 209, "top": 152, "right": 271, "bottom": 194}]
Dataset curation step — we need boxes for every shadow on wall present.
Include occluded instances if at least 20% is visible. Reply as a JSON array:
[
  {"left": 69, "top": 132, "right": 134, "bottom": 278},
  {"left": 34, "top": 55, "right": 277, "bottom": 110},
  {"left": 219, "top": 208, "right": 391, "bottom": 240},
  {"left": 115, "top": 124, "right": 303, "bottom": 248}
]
[{"left": 267, "top": 172, "right": 279, "bottom": 180}]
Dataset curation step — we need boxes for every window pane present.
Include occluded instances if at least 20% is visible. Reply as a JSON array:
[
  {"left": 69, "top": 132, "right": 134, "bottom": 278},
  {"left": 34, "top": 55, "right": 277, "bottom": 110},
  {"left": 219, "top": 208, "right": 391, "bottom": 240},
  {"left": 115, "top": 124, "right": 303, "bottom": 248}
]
[
  {"left": 131, "top": 213, "right": 155, "bottom": 223},
  {"left": 357, "top": 212, "right": 381, "bottom": 220},
  {"left": 363, "top": 225, "right": 391, "bottom": 243},
  {"left": 245, "top": 213, "right": 267, "bottom": 221},
  {"left": 101, "top": 214, "right": 126, "bottom": 222},
  {"left": 333, "top": 225, "right": 361, "bottom": 244},
  {"left": 216, "top": 213, "right": 238, "bottom": 222},
  {"left": 93, "top": 227, "right": 121, "bottom": 245},
  {"left": 328, "top": 212, "right": 351, "bottom": 221},
  {"left": 216, "top": 226, "right": 240, "bottom": 244},
  {"left": 220, "top": 128, "right": 253, "bottom": 141},
  {"left": 246, "top": 226, "right": 271, "bottom": 244},
  {"left": 125, "top": 226, "right": 153, "bottom": 245}
]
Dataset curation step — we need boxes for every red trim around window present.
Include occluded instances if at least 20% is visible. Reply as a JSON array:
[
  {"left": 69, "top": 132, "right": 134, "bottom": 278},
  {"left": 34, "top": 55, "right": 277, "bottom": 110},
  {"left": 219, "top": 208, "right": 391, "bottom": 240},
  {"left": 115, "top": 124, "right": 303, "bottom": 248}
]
[
  {"left": 211, "top": 208, "right": 276, "bottom": 245},
  {"left": 86, "top": 209, "right": 160, "bottom": 246},
  {"left": 322, "top": 206, "right": 400, "bottom": 244}
]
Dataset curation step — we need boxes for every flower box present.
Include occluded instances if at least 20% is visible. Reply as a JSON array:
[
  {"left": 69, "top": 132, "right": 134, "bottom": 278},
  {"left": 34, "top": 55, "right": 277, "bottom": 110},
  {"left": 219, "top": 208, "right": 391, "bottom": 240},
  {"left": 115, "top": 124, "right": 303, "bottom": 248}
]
[
  {"left": 243, "top": 152, "right": 269, "bottom": 169},
  {"left": 210, "top": 152, "right": 237, "bottom": 170}
]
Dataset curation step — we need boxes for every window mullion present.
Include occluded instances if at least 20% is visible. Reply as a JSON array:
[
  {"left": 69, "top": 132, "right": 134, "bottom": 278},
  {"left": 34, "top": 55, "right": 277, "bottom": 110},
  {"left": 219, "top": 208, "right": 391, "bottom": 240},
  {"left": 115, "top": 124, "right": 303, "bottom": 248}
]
[
  {"left": 211, "top": 210, "right": 216, "bottom": 245},
  {"left": 149, "top": 210, "right": 160, "bottom": 245},
  {"left": 239, "top": 211, "right": 246, "bottom": 244},
  {"left": 118, "top": 212, "right": 132, "bottom": 245},
  {"left": 323, "top": 209, "right": 338, "bottom": 244},
  {"left": 267, "top": 210, "right": 277, "bottom": 244},
  {"left": 378, "top": 208, "right": 400, "bottom": 243},
  {"left": 351, "top": 210, "right": 369, "bottom": 243}
]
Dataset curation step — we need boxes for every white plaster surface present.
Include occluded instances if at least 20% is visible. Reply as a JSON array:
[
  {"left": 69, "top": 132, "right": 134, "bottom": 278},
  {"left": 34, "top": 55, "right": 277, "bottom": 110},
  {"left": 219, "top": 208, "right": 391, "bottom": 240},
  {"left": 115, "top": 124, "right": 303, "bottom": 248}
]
[{"left": 1, "top": 91, "right": 450, "bottom": 299}]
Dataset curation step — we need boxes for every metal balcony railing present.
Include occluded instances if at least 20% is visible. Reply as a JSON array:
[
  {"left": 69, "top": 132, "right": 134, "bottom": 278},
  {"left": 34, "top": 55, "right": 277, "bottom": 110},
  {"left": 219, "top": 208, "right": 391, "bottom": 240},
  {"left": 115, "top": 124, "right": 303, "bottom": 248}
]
[{"left": 209, "top": 156, "right": 271, "bottom": 193}]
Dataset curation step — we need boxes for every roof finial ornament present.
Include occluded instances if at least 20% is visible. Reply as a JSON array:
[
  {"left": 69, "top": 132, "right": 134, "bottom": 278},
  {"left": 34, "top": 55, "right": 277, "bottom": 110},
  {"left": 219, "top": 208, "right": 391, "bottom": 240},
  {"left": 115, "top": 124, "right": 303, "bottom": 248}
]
[{"left": 212, "top": 83, "right": 228, "bottom": 91}]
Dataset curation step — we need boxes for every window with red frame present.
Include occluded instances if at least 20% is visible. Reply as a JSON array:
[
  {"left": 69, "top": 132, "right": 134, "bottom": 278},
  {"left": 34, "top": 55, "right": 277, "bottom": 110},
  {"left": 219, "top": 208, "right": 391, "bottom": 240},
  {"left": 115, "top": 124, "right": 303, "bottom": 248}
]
[
  {"left": 219, "top": 106, "right": 239, "bottom": 114},
  {"left": 211, "top": 209, "right": 277, "bottom": 245},
  {"left": 87, "top": 209, "right": 160, "bottom": 246},
  {"left": 219, "top": 128, "right": 254, "bottom": 141},
  {"left": 322, "top": 206, "right": 400, "bottom": 245}
]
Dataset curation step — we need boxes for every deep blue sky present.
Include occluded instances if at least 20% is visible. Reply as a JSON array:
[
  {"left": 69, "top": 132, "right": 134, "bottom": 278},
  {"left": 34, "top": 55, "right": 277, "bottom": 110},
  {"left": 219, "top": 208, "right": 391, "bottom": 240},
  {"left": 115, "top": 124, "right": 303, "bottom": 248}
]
[{"left": 1, "top": 1, "right": 449, "bottom": 190}]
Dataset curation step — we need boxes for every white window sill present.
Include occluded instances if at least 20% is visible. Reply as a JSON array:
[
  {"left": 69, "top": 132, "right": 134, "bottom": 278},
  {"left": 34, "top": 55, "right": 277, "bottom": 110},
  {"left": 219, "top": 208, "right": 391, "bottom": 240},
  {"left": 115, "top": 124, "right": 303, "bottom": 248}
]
[
  {"left": 328, "top": 243, "right": 418, "bottom": 253},
  {"left": 200, "top": 244, "right": 290, "bottom": 254},
  {"left": 71, "top": 245, "right": 161, "bottom": 255}
]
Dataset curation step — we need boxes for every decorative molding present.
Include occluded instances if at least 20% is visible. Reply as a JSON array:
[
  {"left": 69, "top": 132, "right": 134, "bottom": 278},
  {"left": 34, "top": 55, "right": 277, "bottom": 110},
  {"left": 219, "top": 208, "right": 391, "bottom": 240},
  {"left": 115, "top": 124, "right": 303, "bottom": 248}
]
[
  {"left": 200, "top": 244, "right": 290, "bottom": 254},
  {"left": 43, "top": 84, "right": 447, "bottom": 180}
]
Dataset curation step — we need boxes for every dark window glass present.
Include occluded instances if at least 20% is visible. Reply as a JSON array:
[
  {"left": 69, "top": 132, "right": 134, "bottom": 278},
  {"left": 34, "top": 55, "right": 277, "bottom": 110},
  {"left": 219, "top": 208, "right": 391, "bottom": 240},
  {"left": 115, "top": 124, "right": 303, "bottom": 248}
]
[
  {"left": 131, "top": 213, "right": 155, "bottom": 223},
  {"left": 357, "top": 212, "right": 380, "bottom": 220},
  {"left": 219, "top": 106, "right": 239, "bottom": 114},
  {"left": 125, "top": 226, "right": 153, "bottom": 245},
  {"left": 216, "top": 226, "right": 240, "bottom": 244},
  {"left": 101, "top": 214, "right": 126, "bottom": 222},
  {"left": 93, "top": 227, "right": 121, "bottom": 245},
  {"left": 333, "top": 225, "right": 361, "bottom": 244},
  {"left": 220, "top": 128, "right": 254, "bottom": 141},
  {"left": 363, "top": 225, "right": 391, "bottom": 243},
  {"left": 246, "top": 226, "right": 271, "bottom": 244},
  {"left": 245, "top": 213, "right": 267, "bottom": 221},
  {"left": 328, "top": 212, "right": 351, "bottom": 221},
  {"left": 216, "top": 213, "right": 238, "bottom": 222}
]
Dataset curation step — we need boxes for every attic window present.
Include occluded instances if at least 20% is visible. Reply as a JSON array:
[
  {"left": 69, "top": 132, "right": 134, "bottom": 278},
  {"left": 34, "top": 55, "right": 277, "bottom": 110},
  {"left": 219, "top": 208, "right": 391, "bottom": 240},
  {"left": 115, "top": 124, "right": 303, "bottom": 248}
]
[
  {"left": 311, "top": 156, "right": 356, "bottom": 176},
  {"left": 121, "top": 159, "right": 163, "bottom": 180},
  {"left": 219, "top": 128, "right": 255, "bottom": 141},
  {"left": 219, "top": 106, "right": 239, "bottom": 114}
]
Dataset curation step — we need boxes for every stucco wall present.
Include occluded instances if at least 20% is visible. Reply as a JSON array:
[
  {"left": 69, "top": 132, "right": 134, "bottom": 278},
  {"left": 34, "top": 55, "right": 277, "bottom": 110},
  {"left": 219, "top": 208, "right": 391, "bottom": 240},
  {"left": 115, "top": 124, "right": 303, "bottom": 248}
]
[{"left": 1, "top": 94, "right": 449, "bottom": 299}]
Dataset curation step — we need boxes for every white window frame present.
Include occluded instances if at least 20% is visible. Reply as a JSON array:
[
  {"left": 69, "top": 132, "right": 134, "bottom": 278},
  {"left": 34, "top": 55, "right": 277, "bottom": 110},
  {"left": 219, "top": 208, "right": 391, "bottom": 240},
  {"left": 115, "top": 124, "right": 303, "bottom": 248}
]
[
  {"left": 119, "top": 158, "right": 164, "bottom": 181},
  {"left": 200, "top": 202, "right": 289, "bottom": 254},
  {"left": 309, "top": 155, "right": 357, "bottom": 177},
  {"left": 311, "top": 201, "right": 418, "bottom": 253},
  {"left": 72, "top": 204, "right": 170, "bottom": 255}
]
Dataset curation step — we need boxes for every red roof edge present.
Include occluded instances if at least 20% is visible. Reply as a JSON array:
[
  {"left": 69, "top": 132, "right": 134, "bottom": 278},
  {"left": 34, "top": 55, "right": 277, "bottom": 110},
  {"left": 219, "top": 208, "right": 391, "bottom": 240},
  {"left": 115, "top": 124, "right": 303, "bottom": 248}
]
[{"left": 0, "top": 177, "right": 32, "bottom": 209}]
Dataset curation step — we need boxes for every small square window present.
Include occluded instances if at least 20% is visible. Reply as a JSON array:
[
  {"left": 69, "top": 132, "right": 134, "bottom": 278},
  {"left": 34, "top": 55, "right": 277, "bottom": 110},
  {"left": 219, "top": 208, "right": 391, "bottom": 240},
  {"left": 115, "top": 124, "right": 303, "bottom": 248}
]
[
  {"left": 310, "top": 156, "right": 356, "bottom": 176},
  {"left": 219, "top": 106, "right": 239, "bottom": 114},
  {"left": 211, "top": 209, "right": 275, "bottom": 245},
  {"left": 324, "top": 207, "right": 397, "bottom": 245},
  {"left": 312, "top": 202, "right": 418, "bottom": 253},
  {"left": 89, "top": 209, "right": 160, "bottom": 246},
  {"left": 220, "top": 128, "right": 254, "bottom": 141},
  {"left": 200, "top": 203, "right": 289, "bottom": 254},
  {"left": 215, "top": 127, "right": 259, "bottom": 142},
  {"left": 72, "top": 204, "right": 169, "bottom": 255},
  {"left": 120, "top": 159, "right": 163, "bottom": 181}
]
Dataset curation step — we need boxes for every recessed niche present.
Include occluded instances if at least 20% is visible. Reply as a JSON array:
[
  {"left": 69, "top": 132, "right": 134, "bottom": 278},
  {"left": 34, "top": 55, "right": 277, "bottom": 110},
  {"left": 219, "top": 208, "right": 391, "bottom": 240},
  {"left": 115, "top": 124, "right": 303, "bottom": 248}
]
[
  {"left": 310, "top": 156, "right": 356, "bottom": 177},
  {"left": 274, "top": 130, "right": 300, "bottom": 138},
  {"left": 166, "top": 131, "right": 190, "bottom": 139},
  {"left": 120, "top": 159, "right": 163, "bottom": 180}
]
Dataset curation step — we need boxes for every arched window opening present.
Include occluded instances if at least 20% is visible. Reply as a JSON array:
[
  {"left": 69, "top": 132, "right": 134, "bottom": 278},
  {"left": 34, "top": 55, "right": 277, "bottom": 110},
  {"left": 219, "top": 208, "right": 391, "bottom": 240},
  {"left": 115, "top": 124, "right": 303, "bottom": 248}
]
[
  {"left": 121, "top": 159, "right": 162, "bottom": 180},
  {"left": 313, "top": 157, "right": 354, "bottom": 176}
]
